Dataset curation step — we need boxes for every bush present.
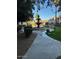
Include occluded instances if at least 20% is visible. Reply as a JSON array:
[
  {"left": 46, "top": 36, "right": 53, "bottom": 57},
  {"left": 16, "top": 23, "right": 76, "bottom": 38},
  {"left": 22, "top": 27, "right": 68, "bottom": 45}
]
[
  {"left": 46, "top": 29, "right": 50, "bottom": 33},
  {"left": 56, "top": 56, "right": 61, "bottom": 59},
  {"left": 17, "top": 25, "right": 22, "bottom": 32},
  {"left": 47, "top": 26, "right": 61, "bottom": 41},
  {"left": 24, "top": 25, "right": 32, "bottom": 37}
]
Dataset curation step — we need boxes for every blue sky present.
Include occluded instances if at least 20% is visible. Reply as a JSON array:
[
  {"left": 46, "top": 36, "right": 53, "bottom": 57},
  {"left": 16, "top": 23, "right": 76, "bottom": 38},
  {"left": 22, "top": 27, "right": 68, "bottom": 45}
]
[{"left": 33, "top": 2, "right": 61, "bottom": 20}]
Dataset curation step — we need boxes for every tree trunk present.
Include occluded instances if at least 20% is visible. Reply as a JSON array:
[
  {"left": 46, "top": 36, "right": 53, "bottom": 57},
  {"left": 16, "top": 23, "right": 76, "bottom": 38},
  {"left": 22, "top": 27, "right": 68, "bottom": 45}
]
[{"left": 37, "top": 20, "right": 40, "bottom": 28}]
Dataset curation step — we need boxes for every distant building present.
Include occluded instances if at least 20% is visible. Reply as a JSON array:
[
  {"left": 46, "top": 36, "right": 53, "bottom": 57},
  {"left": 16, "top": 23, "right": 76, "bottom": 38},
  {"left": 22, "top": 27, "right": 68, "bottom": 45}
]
[
  {"left": 55, "top": 16, "right": 61, "bottom": 24},
  {"left": 47, "top": 16, "right": 61, "bottom": 28}
]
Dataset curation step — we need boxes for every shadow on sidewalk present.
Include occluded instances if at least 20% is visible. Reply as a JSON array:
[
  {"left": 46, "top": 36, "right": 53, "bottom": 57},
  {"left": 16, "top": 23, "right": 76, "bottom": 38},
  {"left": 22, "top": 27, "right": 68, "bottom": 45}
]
[{"left": 17, "top": 32, "right": 37, "bottom": 59}]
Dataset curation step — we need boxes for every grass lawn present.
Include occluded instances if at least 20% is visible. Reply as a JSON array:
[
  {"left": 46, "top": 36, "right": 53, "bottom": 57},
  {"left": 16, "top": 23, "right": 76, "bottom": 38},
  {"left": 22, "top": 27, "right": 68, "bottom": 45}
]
[{"left": 47, "top": 26, "right": 61, "bottom": 41}]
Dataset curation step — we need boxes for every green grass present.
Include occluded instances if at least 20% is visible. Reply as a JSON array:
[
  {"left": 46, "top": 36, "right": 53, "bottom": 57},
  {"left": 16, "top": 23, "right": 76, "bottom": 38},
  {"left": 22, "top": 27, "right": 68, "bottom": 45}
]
[{"left": 47, "top": 26, "right": 61, "bottom": 41}]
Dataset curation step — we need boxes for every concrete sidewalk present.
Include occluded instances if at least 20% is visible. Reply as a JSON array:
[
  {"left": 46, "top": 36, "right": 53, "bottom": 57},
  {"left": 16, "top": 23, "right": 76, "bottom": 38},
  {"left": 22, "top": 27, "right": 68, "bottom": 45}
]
[{"left": 22, "top": 31, "right": 61, "bottom": 59}]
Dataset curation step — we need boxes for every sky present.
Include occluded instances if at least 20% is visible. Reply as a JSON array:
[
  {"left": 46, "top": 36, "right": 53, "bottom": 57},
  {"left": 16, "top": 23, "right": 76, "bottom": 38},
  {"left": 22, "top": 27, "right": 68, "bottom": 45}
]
[{"left": 33, "top": 4, "right": 61, "bottom": 20}]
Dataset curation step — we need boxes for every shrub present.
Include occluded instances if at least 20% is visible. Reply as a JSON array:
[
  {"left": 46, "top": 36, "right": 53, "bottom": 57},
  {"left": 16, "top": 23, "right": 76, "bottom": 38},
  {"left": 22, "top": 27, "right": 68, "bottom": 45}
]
[
  {"left": 47, "top": 26, "right": 61, "bottom": 41},
  {"left": 17, "top": 25, "right": 22, "bottom": 32},
  {"left": 46, "top": 29, "right": 50, "bottom": 33},
  {"left": 24, "top": 25, "right": 32, "bottom": 37},
  {"left": 56, "top": 56, "right": 61, "bottom": 59}
]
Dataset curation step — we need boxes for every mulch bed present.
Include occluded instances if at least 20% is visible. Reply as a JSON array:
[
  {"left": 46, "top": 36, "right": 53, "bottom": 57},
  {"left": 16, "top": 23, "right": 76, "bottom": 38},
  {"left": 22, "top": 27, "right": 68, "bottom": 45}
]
[{"left": 17, "top": 32, "right": 37, "bottom": 59}]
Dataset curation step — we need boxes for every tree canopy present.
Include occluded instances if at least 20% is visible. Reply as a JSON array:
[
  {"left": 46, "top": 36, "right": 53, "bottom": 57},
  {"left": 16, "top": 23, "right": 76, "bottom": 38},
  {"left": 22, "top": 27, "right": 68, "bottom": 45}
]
[
  {"left": 17, "top": 0, "right": 61, "bottom": 22},
  {"left": 31, "top": 0, "right": 61, "bottom": 12},
  {"left": 17, "top": 0, "right": 33, "bottom": 22}
]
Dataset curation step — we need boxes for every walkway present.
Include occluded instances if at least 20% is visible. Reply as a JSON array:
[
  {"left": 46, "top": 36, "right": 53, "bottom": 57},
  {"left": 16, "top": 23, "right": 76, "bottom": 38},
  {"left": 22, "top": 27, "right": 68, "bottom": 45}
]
[{"left": 22, "top": 31, "right": 61, "bottom": 59}]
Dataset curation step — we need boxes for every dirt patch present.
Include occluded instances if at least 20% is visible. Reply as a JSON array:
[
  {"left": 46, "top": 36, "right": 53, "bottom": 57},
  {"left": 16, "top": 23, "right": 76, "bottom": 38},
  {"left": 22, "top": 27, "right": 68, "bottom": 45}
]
[{"left": 17, "top": 32, "right": 37, "bottom": 59}]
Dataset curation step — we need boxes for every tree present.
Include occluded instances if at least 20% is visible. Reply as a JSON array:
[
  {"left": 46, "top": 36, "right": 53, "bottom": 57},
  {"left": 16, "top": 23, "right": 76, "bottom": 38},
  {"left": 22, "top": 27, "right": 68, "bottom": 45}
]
[
  {"left": 52, "top": 0, "right": 61, "bottom": 24},
  {"left": 35, "top": 13, "right": 41, "bottom": 28},
  {"left": 32, "top": 0, "right": 61, "bottom": 25},
  {"left": 17, "top": 0, "right": 61, "bottom": 22},
  {"left": 17, "top": 0, "right": 61, "bottom": 23},
  {"left": 17, "top": 0, "right": 35, "bottom": 35},
  {"left": 31, "top": 0, "right": 61, "bottom": 11},
  {"left": 17, "top": 0, "right": 33, "bottom": 23}
]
